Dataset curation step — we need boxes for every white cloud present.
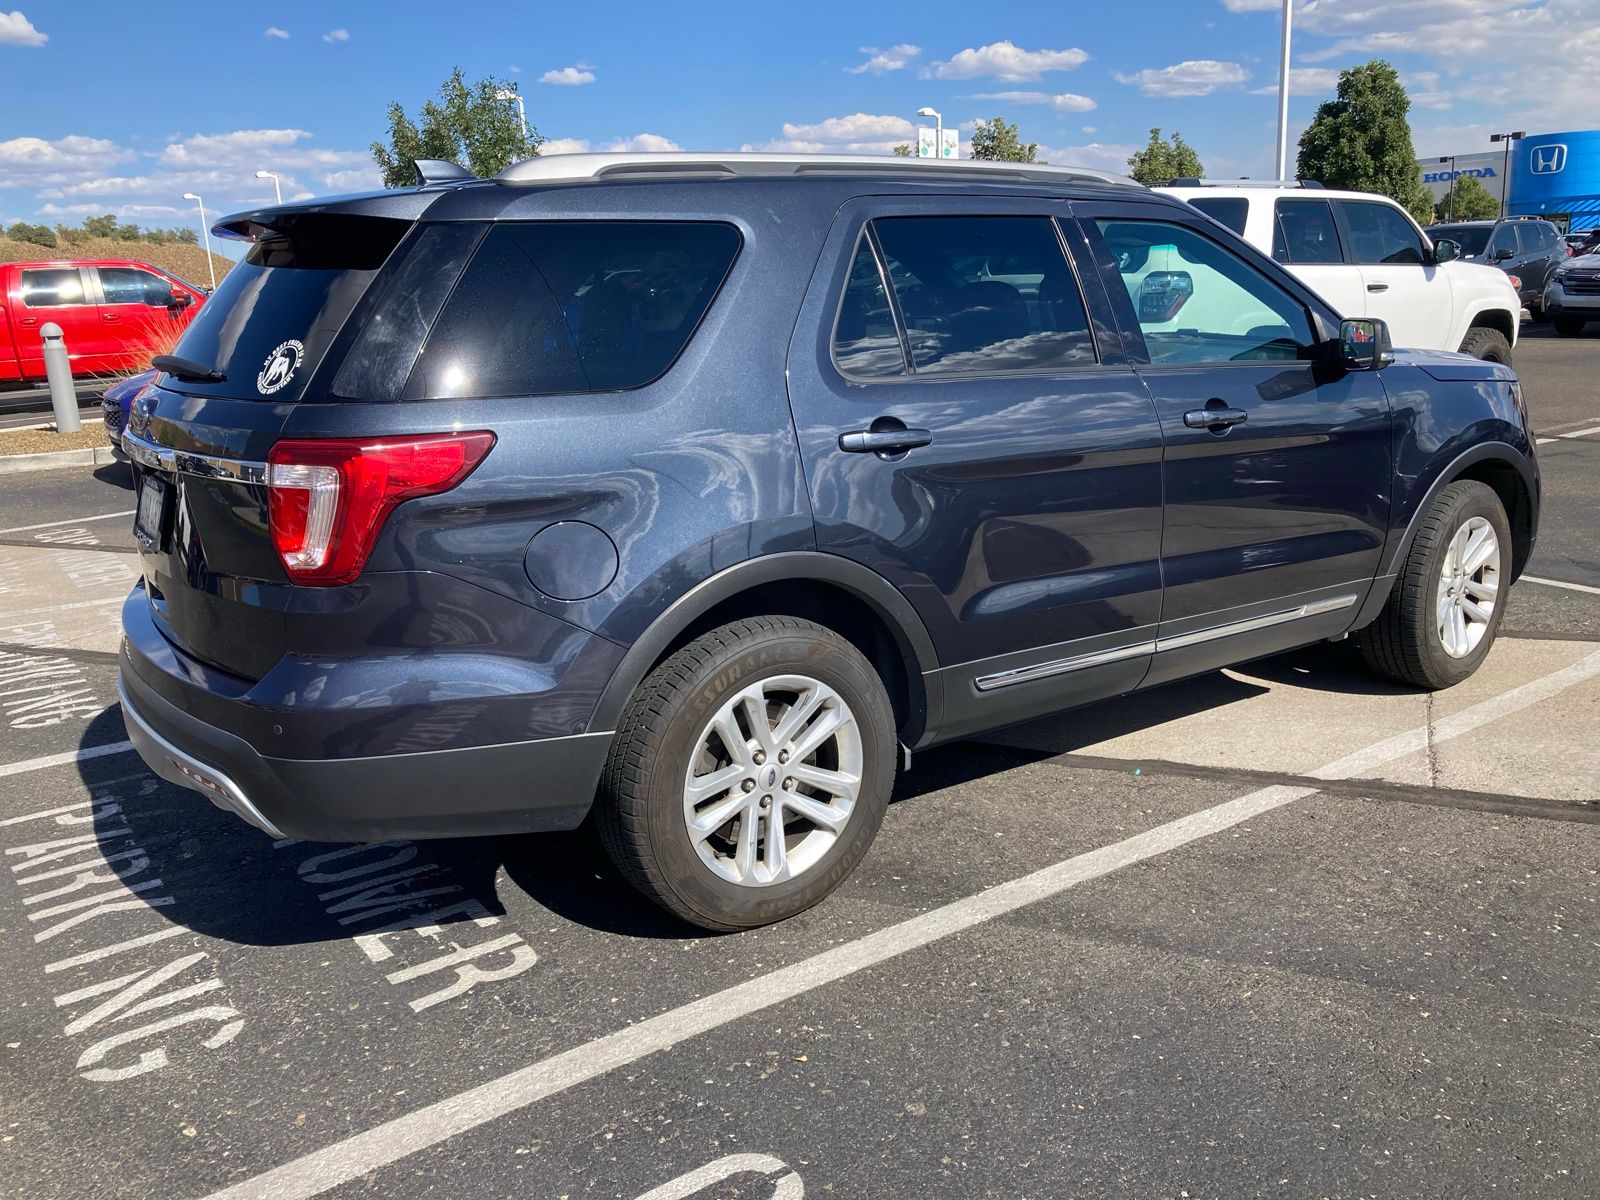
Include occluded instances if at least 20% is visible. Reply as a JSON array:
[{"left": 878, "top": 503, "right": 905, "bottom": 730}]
[
  {"left": 0, "top": 10, "right": 47, "bottom": 46},
  {"left": 1034, "top": 142, "right": 1139, "bottom": 173},
  {"left": 970, "top": 90, "right": 1097, "bottom": 113},
  {"left": 779, "top": 113, "right": 914, "bottom": 143},
  {"left": 0, "top": 135, "right": 135, "bottom": 187},
  {"left": 540, "top": 138, "right": 591, "bottom": 155},
  {"left": 321, "top": 167, "right": 382, "bottom": 193},
  {"left": 540, "top": 65, "right": 595, "bottom": 85},
  {"left": 1249, "top": 66, "right": 1340, "bottom": 95},
  {"left": 263, "top": 26, "right": 289, "bottom": 39},
  {"left": 1115, "top": 60, "right": 1250, "bottom": 97},
  {"left": 926, "top": 41, "right": 1089, "bottom": 82},
  {"left": 848, "top": 44, "right": 920, "bottom": 74},
  {"left": 322, "top": 28, "right": 349, "bottom": 43},
  {"left": 606, "top": 133, "right": 681, "bottom": 152}
]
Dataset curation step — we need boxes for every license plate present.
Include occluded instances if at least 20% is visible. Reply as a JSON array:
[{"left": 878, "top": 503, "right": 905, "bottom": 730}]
[{"left": 134, "top": 474, "right": 170, "bottom": 551}]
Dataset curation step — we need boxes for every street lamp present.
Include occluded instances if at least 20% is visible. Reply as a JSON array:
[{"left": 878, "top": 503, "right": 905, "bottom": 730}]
[
  {"left": 1489, "top": 130, "right": 1526, "bottom": 219},
  {"left": 494, "top": 88, "right": 529, "bottom": 146},
  {"left": 182, "top": 193, "right": 217, "bottom": 292},
  {"left": 1274, "top": 0, "right": 1321, "bottom": 181},
  {"left": 916, "top": 106, "right": 942, "bottom": 159},
  {"left": 255, "top": 169, "right": 282, "bottom": 204},
  {"left": 1439, "top": 156, "right": 1457, "bottom": 221}
]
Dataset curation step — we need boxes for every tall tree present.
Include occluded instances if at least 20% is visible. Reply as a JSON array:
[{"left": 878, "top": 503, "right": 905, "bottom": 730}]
[
  {"left": 371, "top": 68, "right": 541, "bottom": 187},
  {"left": 1433, "top": 173, "right": 1500, "bottom": 223},
  {"left": 1297, "top": 60, "right": 1433, "bottom": 224},
  {"left": 1126, "top": 128, "right": 1205, "bottom": 185},
  {"left": 969, "top": 117, "right": 1038, "bottom": 163}
]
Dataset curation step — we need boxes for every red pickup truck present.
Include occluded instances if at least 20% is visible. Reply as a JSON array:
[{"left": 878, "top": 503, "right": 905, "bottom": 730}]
[{"left": 0, "top": 259, "right": 207, "bottom": 384}]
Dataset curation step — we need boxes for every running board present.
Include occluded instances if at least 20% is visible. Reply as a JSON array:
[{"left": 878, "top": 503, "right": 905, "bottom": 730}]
[{"left": 974, "top": 593, "right": 1359, "bottom": 693}]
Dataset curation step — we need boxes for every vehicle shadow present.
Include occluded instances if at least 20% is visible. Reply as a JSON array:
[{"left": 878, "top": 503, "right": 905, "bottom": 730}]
[
  {"left": 83, "top": 639, "right": 1420, "bottom": 943},
  {"left": 92, "top": 460, "right": 134, "bottom": 491}
]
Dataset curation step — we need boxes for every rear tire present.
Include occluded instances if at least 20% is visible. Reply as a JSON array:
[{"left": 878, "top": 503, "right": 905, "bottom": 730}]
[
  {"left": 1357, "top": 481, "right": 1511, "bottom": 690},
  {"left": 1554, "top": 316, "right": 1588, "bottom": 337},
  {"left": 1458, "top": 326, "right": 1512, "bottom": 365},
  {"left": 596, "top": 616, "right": 897, "bottom": 931}
]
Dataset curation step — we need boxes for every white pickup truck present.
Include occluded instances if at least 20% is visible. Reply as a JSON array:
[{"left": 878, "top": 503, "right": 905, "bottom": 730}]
[{"left": 1158, "top": 181, "right": 1522, "bottom": 364}]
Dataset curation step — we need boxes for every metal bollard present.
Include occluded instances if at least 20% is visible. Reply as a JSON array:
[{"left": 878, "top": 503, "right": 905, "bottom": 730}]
[{"left": 39, "top": 322, "right": 81, "bottom": 434}]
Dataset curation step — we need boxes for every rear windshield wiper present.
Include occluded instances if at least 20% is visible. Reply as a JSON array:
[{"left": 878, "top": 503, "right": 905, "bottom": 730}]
[{"left": 153, "top": 354, "right": 227, "bottom": 383}]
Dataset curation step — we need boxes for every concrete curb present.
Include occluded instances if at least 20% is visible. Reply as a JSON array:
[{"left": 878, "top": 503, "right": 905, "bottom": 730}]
[{"left": 0, "top": 445, "right": 121, "bottom": 476}]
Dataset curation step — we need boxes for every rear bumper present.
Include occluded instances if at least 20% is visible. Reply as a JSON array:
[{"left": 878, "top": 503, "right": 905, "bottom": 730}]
[{"left": 119, "top": 591, "right": 618, "bottom": 842}]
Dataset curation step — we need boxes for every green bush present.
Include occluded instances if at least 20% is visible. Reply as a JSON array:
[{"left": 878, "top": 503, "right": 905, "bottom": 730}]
[{"left": 5, "top": 221, "right": 56, "bottom": 247}]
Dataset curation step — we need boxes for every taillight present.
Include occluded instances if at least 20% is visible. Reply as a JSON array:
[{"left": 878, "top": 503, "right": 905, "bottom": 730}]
[{"left": 266, "top": 431, "right": 495, "bottom": 586}]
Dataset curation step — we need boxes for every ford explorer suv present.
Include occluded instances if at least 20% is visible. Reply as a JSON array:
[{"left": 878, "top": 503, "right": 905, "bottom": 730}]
[
  {"left": 119, "top": 154, "right": 1540, "bottom": 931},
  {"left": 1424, "top": 218, "right": 1565, "bottom": 318},
  {"left": 1160, "top": 181, "right": 1521, "bottom": 364},
  {"left": 0, "top": 259, "right": 205, "bottom": 384}
]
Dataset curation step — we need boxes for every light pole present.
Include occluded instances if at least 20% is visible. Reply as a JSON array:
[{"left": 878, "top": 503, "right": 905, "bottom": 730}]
[
  {"left": 255, "top": 169, "right": 282, "bottom": 204},
  {"left": 1439, "top": 156, "right": 1456, "bottom": 220},
  {"left": 1489, "top": 130, "right": 1525, "bottom": 219},
  {"left": 182, "top": 193, "right": 217, "bottom": 291},
  {"left": 494, "top": 88, "right": 529, "bottom": 147},
  {"left": 916, "top": 106, "right": 942, "bottom": 159},
  {"left": 1274, "top": 0, "right": 1321, "bottom": 181}
]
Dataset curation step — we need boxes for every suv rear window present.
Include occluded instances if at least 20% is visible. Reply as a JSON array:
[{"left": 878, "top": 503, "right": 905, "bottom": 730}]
[{"left": 403, "top": 221, "right": 740, "bottom": 400}]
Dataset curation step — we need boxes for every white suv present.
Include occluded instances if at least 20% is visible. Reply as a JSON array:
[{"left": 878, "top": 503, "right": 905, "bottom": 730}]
[{"left": 1158, "top": 181, "right": 1521, "bottom": 364}]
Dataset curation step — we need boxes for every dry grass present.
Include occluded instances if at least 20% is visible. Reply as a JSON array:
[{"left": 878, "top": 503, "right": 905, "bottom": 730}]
[
  {"left": 0, "top": 421, "right": 111, "bottom": 457},
  {"left": 0, "top": 237, "right": 233, "bottom": 289}
]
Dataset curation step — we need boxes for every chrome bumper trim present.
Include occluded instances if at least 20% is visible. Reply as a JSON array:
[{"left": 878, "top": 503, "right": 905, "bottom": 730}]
[
  {"left": 117, "top": 675, "right": 286, "bottom": 839},
  {"left": 123, "top": 429, "right": 268, "bottom": 485}
]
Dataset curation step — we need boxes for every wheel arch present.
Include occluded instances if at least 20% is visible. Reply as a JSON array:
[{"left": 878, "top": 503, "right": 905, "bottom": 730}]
[
  {"left": 590, "top": 552, "right": 943, "bottom": 747},
  {"left": 1459, "top": 303, "right": 1518, "bottom": 350}
]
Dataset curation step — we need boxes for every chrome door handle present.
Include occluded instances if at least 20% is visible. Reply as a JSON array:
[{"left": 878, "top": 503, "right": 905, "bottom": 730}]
[
  {"left": 839, "top": 427, "right": 934, "bottom": 454},
  {"left": 1183, "top": 407, "right": 1248, "bottom": 429},
  {"left": 1367, "top": 282, "right": 1390, "bottom": 293}
]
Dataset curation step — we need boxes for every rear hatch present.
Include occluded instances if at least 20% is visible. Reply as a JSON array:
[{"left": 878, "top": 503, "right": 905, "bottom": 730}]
[{"left": 125, "top": 195, "right": 471, "bottom": 679}]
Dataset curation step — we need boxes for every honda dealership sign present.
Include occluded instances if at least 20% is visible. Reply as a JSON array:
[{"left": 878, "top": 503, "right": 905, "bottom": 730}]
[{"left": 1418, "top": 131, "right": 1600, "bottom": 232}]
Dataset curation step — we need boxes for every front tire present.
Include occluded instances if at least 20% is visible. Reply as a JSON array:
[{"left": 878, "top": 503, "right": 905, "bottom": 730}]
[
  {"left": 1357, "top": 481, "right": 1511, "bottom": 689},
  {"left": 1459, "top": 326, "right": 1513, "bottom": 365},
  {"left": 1554, "top": 316, "right": 1588, "bottom": 337},
  {"left": 596, "top": 616, "right": 897, "bottom": 931}
]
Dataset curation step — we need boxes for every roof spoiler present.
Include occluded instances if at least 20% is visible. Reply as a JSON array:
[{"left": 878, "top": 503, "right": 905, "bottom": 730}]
[{"left": 412, "top": 158, "right": 476, "bottom": 186}]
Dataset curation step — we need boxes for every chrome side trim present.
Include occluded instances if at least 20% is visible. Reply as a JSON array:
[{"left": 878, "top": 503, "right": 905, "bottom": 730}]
[
  {"left": 972, "top": 592, "right": 1359, "bottom": 693},
  {"left": 974, "top": 640, "right": 1157, "bottom": 692},
  {"left": 1154, "top": 593, "right": 1359, "bottom": 653},
  {"left": 117, "top": 676, "right": 287, "bottom": 839},
  {"left": 123, "top": 430, "right": 268, "bottom": 485}
]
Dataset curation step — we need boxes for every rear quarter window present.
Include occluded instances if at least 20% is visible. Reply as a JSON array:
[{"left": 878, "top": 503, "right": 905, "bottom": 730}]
[
  {"left": 1187, "top": 197, "right": 1249, "bottom": 236},
  {"left": 403, "top": 221, "right": 741, "bottom": 400}
]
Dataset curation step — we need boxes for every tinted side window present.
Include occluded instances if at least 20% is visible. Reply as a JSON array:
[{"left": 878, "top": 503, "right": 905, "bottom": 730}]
[
  {"left": 867, "top": 216, "right": 1095, "bottom": 376},
  {"left": 21, "top": 268, "right": 89, "bottom": 307},
  {"left": 1094, "top": 218, "right": 1314, "bottom": 365},
  {"left": 1488, "top": 224, "right": 1517, "bottom": 258},
  {"left": 407, "top": 221, "right": 740, "bottom": 399},
  {"left": 1189, "top": 198, "right": 1249, "bottom": 236},
  {"left": 1341, "top": 201, "right": 1425, "bottom": 264},
  {"left": 1272, "top": 199, "right": 1343, "bottom": 264},
  {"left": 99, "top": 267, "right": 171, "bottom": 306},
  {"left": 833, "top": 237, "right": 905, "bottom": 378}
]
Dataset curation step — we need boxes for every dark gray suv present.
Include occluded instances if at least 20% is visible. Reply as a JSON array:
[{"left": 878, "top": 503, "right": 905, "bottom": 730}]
[
  {"left": 1425, "top": 217, "right": 1565, "bottom": 316},
  {"left": 120, "top": 153, "right": 1539, "bottom": 930}
]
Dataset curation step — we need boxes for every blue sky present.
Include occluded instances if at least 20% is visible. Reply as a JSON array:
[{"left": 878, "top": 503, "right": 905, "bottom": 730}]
[{"left": 2, "top": 0, "right": 1593, "bottom": 238}]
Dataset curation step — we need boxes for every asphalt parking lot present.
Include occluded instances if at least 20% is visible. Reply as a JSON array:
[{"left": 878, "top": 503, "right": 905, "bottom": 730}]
[{"left": 1, "top": 328, "right": 1596, "bottom": 1199}]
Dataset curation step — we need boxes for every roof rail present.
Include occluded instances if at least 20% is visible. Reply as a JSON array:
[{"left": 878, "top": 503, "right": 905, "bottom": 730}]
[
  {"left": 1165, "top": 177, "right": 1324, "bottom": 189},
  {"left": 412, "top": 158, "right": 475, "bottom": 186},
  {"left": 496, "top": 151, "right": 1141, "bottom": 189}
]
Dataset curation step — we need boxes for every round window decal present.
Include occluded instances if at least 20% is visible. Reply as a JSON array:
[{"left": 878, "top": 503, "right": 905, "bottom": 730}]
[{"left": 257, "top": 339, "right": 304, "bottom": 395}]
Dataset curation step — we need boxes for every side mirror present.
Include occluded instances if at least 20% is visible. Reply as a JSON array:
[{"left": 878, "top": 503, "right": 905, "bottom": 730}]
[
  {"left": 1339, "top": 318, "right": 1395, "bottom": 371},
  {"left": 167, "top": 290, "right": 193, "bottom": 309},
  {"left": 1432, "top": 238, "right": 1461, "bottom": 264},
  {"left": 1490, "top": 246, "right": 1514, "bottom": 262}
]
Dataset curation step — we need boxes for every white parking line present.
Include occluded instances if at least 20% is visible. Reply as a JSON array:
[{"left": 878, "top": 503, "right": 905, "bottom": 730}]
[
  {"left": 0, "top": 741, "right": 132, "bottom": 781},
  {"left": 203, "top": 648, "right": 1600, "bottom": 1200},
  {"left": 0, "top": 510, "right": 134, "bottom": 536},
  {"left": 1522, "top": 574, "right": 1600, "bottom": 597},
  {"left": 1562, "top": 425, "right": 1600, "bottom": 439}
]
